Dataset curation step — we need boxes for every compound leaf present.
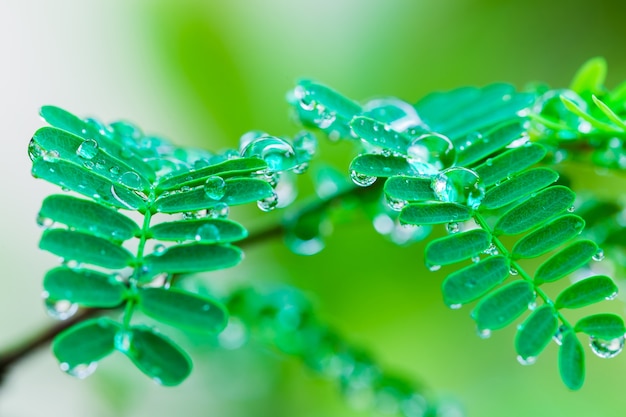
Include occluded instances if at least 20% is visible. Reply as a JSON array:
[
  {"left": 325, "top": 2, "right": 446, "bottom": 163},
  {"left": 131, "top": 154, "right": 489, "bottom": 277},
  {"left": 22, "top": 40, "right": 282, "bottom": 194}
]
[
  {"left": 53, "top": 318, "right": 121, "bottom": 371},
  {"left": 515, "top": 305, "right": 558, "bottom": 362},
  {"left": 149, "top": 218, "right": 247, "bottom": 243},
  {"left": 144, "top": 243, "right": 242, "bottom": 275},
  {"left": 138, "top": 287, "right": 228, "bottom": 333},
  {"left": 384, "top": 176, "right": 436, "bottom": 202},
  {"left": 494, "top": 186, "right": 575, "bottom": 235},
  {"left": 474, "top": 143, "right": 546, "bottom": 187},
  {"left": 39, "top": 229, "right": 134, "bottom": 269},
  {"left": 39, "top": 194, "right": 140, "bottom": 241},
  {"left": 399, "top": 202, "right": 471, "bottom": 225},
  {"left": 512, "top": 214, "right": 585, "bottom": 259},
  {"left": 559, "top": 329, "right": 585, "bottom": 390},
  {"left": 575, "top": 314, "right": 626, "bottom": 339},
  {"left": 472, "top": 280, "right": 534, "bottom": 331},
  {"left": 425, "top": 229, "right": 491, "bottom": 267},
  {"left": 534, "top": 240, "right": 598, "bottom": 284},
  {"left": 350, "top": 154, "right": 418, "bottom": 178},
  {"left": 482, "top": 167, "right": 559, "bottom": 210},
  {"left": 555, "top": 275, "right": 618, "bottom": 309},
  {"left": 441, "top": 256, "right": 508, "bottom": 306},
  {"left": 43, "top": 267, "right": 127, "bottom": 307}
]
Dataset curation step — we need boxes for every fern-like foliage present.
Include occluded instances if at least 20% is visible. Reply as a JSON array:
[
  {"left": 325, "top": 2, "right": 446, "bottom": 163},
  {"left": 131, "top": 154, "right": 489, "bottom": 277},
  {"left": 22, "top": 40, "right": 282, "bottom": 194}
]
[
  {"left": 287, "top": 76, "right": 626, "bottom": 390},
  {"left": 28, "top": 106, "right": 315, "bottom": 385}
]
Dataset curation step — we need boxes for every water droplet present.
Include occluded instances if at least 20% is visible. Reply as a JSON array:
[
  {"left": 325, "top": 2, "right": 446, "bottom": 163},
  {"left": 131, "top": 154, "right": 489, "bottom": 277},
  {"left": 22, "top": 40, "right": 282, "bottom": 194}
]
[
  {"left": 195, "top": 224, "right": 221, "bottom": 242},
  {"left": 387, "top": 196, "right": 407, "bottom": 211},
  {"left": 448, "top": 303, "right": 462, "bottom": 310},
  {"left": 477, "top": 328, "right": 492, "bottom": 339},
  {"left": 446, "top": 222, "right": 460, "bottom": 234},
  {"left": 118, "top": 171, "right": 142, "bottom": 190},
  {"left": 567, "top": 206, "right": 575, "bottom": 213},
  {"left": 605, "top": 290, "right": 618, "bottom": 301},
  {"left": 203, "top": 176, "right": 226, "bottom": 200},
  {"left": 407, "top": 133, "right": 456, "bottom": 171},
  {"left": 28, "top": 138, "right": 44, "bottom": 161},
  {"left": 43, "top": 149, "right": 60, "bottom": 162},
  {"left": 180, "top": 185, "right": 191, "bottom": 193},
  {"left": 553, "top": 325, "right": 567, "bottom": 346},
  {"left": 471, "top": 256, "right": 480, "bottom": 263},
  {"left": 527, "top": 301, "right": 537, "bottom": 310},
  {"left": 485, "top": 158, "right": 493, "bottom": 167},
  {"left": 292, "top": 162, "right": 309, "bottom": 174},
  {"left": 314, "top": 107, "right": 336, "bottom": 129},
  {"left": 114, "top": 330, "right": 132, "bottom": 353},
  {"left": 509, "top": 267, "right": 519, "bottom": 276},
  {"left": 36, "top": 214, "right": 54, "bottom": 229},
  {"left": 60, "top": 361, "right": 98, "bottom": 379},
  {"left": 590, "top": 335, "right": 624, "bottom": 358},
  {"left": 257, "top": 193, "right": 278, "bottom": 212},
  {"left": 83, "top": 160, "right": 94, "bottom": 170},
  {"left": 293, "top": 85, "right": 316, "bottom": 111},
  {"left": 427, "top": 263, "right": 441, "bottom": 272},
  {"left": 592, "top": 249, "right": 605, "bottom": 262},
  {"left": 109, "top": 166, "right": 120, "bottom": 175},
  {"left": 350, "top": 170, "right": 376, "bottom": 187},
  {"left": 153, "top": 244, "right": 167, "bottom": 255},
  {"left": 483, "top": 243, "right": 499, "bottom": 256},
  {"left": 241, "top": 136, "right": 297, "bottom": 172},
  {"left": 516, "top": 355, "right": 536, "bottom": 366},
  {"left": 43, "top": 295, "right": 78, "bottom": 320},
  {"left": 76, "top": 139, "right": 98, "bottom": 160},
  {"left": 431, "top": 167, "right": 485, "bottom": 209},
  {"left": 209, "top": 203, "right": 229, "bottom": 218}
]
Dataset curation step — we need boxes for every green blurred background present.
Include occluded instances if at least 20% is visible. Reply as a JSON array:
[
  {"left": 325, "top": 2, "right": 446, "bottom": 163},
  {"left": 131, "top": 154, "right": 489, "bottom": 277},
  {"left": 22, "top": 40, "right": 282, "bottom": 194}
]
[{"left": 3, "top": 0, "right": 626, "bottom": 416}]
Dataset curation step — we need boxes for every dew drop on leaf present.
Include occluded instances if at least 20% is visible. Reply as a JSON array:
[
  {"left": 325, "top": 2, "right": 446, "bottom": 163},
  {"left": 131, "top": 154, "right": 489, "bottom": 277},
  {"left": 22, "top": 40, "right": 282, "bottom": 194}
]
[
  {"left": 203, "top": 176, "right": 226, "bottom": 200},
  {"left": 477, "top": 328, "right": 492, "bottom": 339},
  {"left": 590, "top": 335, "right": 624, "bottom": 359},
  {"left": 509, "top": 267, "right": 519, "bottom": 276},
  {"left": 60, "top": 361, "right": 98, "bottom": 379},
  {"left": 114, "top": 330, "right": 132, "bottom": 353},
  {"left": 43, "top": 295, "right": 78, "bottom": 320},
  {"left": 448, "top": 303, "right": 462, "bottom": 310},
  {"left": 28, "top": 138, "right": 44, "bottom": 161},
  {"left": 195, "top": 224, "right": 220, "bottom": 242},
  {"left": 118, "top": 171, "right": 142, "bottom": 190},
  {"left": 407, "top": 133, "right": 456, "bottom": 171},
  {"left": 257, "top": 193, "right": 278, "bottom": 212},
  {"left": 153, "top": 244, "right": 166, "bottom": 256},
  {"left": 516, "top": 355, "right": 537, "bottom": 366},
  {"left": 427, "top": 263, "right": 441, "bottom": 272},
  {"left": 209, "top": 203, "right": 229, "bottom": 219},
  {"left": 76, "top": 139, "right": 99, "bottom": 160},
  {"left": 592, "top": 248, "right": 605, "bottom": 261},
  {"left": 387, "top": 196, "right": 408, "bottom": 211},
  {"left": 431, "top": 167, "right": 485, "bottom": 209},
  {"left": 36, "top": 214, "right": 54, "bottom": 229},
  {"left": 446, "top": 222, "right": 460, "bottom": 234},
  {"left": 553, "top": 325, "right": 567, "bottom": 346},
  {"left": 350, "top": 170, "right": 376, "bottom": 187}
]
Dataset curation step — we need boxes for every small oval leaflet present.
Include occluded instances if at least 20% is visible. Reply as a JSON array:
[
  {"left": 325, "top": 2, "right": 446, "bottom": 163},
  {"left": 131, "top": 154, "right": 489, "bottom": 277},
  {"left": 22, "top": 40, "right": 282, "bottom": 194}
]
[
  {"left": 350, "top": 116, "right": 408, "bottom": 155},
  {"left": 399, "top": 202, "right": 471, "bottom": 225},
  {"left": 349, "top": 154, "right": 419, "bottom": 178},
  {"left": 558, "top": 329, "right": 585, "bottom": 390},
  {"left": 39, "top": 194, "right": 140, "bottom": 241},
  {"left": 138, "top": 287, "right": 228, "bottom": 334},
  {"left": 53, "top": 318, "right": 121, "bottom": 375},
  {"left": 512, "top": 214, "right": 585, "bottom": 259},
  {"left": 515, "top": 305, "right": 558, "bottom": 362},
  {"left": 472, "top": 280, "right": 535, "bottom": 331},
  {"left": 474, "top": 143, "right": 547, "bottom": 187},
  {"left": 43, "top": 267, "right": 127, "bottom": 308},
  {"left": 455, "top": 121, "right": 527, "bottom": 166},
  {"left": 149, "top": 218, "right": 247, "bottom": 243},
  {"left": 555, "top": 275, "right": 618, "bottom": 309},
  {"left": 425, "top": 229, "right": 491, "bottom": 267},
  {"left": 143, "top": 243, "right": 243, "bottom": 275},
  {"left": 534, "top": 240, "right": 598, "bottom": 284},
  {"left": 494, "top": 186, "right": 575, "bottom": 236},
  {"left": 441, "top": 256, "right": 509, "bottom": 306},
  {"left": 570, "top": 56, "right": 606, "bottom": 95},
  {"left": 39, "top": 229, "right": 134, "bottom": 270},
  {"left": 117, "top": 326, "right": 191, "bottom": 386},
  {"left": 482, "top": 167, "right": 559, "bottom": 210},
  {"left": 384, "top": 176, "right": 436, "bottom": 202},
  {"left": 575, "top": 314, "right": 626, "bottom": 340}
]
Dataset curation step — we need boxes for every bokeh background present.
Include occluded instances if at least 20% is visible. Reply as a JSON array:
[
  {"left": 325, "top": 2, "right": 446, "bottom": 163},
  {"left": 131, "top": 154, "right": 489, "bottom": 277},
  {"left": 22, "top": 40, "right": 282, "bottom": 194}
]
[{"left": 3, "top": 1, "right": 626, "bottom": 416}]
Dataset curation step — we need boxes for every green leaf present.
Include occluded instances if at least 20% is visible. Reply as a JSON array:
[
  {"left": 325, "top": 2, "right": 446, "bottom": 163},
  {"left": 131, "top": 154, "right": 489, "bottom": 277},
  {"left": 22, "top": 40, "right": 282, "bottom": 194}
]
[
  {"left": 156, "top": 157, "right": 267, "bottom": 193},
  {"left": 575, "top": 314, "right": 626, "bottom": 339},
  {"left": 118, "top": 326, "right": 191, "bottom": 386},
  {"left": 53, "top": 318, "right": 121, "bottom": 372},
  {"left": 456, "top": 121, "right": 527, "bottom": 166},
  {"left": 560, "top": 95, "right": 619, "bottom": 132},
  {"left": 384, "top": 176, "right": 436, "bottom": 202},
  {"left": 295, "top": 79, "right": 362, "bottom": 120},
  {"left": 43, "top": 267, "right": 127, "bottom": 307},
  {"left": 515, "top": 305, "right": 558, "bottom": 362},
  {"left": 350, "top": 116, "right": 408, "bottom": 154},
  {"left": 482, "top": 167, "right": 559, "bottom": 210},
  {"left": 559, "top": 329, "right": 585, "bottom": 390},
  {"left": 399, "top": 202, "right": 471, "bottom": 225},
  {"left": 555, "top": 275, "right": 618, "bottom": 309},
  {"left": 349, "top": 154, "right": 418, "bottom": 178},
  {"left": 472, "top": 280, "right": 534, "bottom": 331},
  {"left": 39, "top": 195, "right": 140, "bottom": 241},
  {"left": 149, "top": 218, "right": 247, "bottom": 243},
  {"left": 512, "top": 214, "right": 585, "bottom": 259},
  {"left": 144, "top": 243, "right": 242, "bottom": 275},
  {"left": 493, "top": 186, "right": 575, "bottom": 235},
  {"left": 474, "top": 143, "right": 547, "bottom": 187},
  {"left": 441, "top": 256, "right": 509, "bottom": 306},
  {"left": 39, "top": 229, "right": 134, "bottom": 269},
  {"left": 570, "top": 57, "right": 606, "bottom": 95},
  {"left": 424, "top": 229, "right": 491, "bottom": 267},
  {"left": 534, "top": 240, "right": 599, "bottom": 284},
  {"left": 154, "top": 178, "right": 273, "bottom": 213},
  {"left": 31, "top": 158, "right": 147, "bottom": 211},
  {"left": 138, "top": 287, "right": 228, "bottom": 333},
  {"left": 591, "top": 95, "right": 626, "bottom": 130}
]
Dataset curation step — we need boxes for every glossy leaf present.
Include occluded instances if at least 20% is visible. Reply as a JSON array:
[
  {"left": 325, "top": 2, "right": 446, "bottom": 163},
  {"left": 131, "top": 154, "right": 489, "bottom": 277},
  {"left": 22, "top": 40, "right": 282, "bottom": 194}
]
[
  {"left": 534, "top": 240, "right": 598, "bottom": 284},
  {"left": 39, "top": 229, "right": 134, "bottom": 269},
  {"left": 156, "top": 157, "right": 267, "bottom": 192},
  {"left": 144, "top": 243, "right": 242, "bottom": 275},
  {"left": 399, "top": 202, "right": 471, "bottom": 225},
  {"left": 456, "top": 121, "right": 527, "bottom": 166},
  {"left": 149, "top": 218, "right": 247, "bottom": 243},
  {"left": 570, "top": 57, "right": 606, "bottom": 96},
  {"left": 575, "top": 314, "right": 626, "bottom": 339},
  {"left": 494, "top": 186, "right": 575, "bottom": 235},
  {"left": 53, "top": 318, "right": 120, "bottom": 371},
  {"left": 474, "top": 143, "right": 546, "bottom": 187},
  {"left": 384, "top": 176, "right": 436, "bottom": 202},
  {"left": 472, "top": 280, "right": 534, "bottom": 331},
  {"left": 555, "top": 275, "right": 618, "bottom": 309},
  {"left": 592, "top": 95, "right": 626, "bottom": 130},
  {"left": 350, "top": 116, "right": 408, "bottom": 154},
  {"left": 481, "top": 167, "right": 559, "bottom": 210},
  {"left": 441, "top": 256, "right": 508, "bottom": 306},
  {"left": 425, "top": 229, "right": 491, "bottom": 267},
  {"left": 31, "top": 158, "right": 147, "bottom": 211},
  {"left": 559, "top": 329, "right": 585, "bottom": 390},
  {"left": 512, "top": 214, "right": 585, "bottom": 259},
  {"left": 39, "top": 194, "right": 140, "bottom": 241},
  {"left": 560, "top": 96, "right": 618, "bottom": 132},
  {"left": 349, "top": 154, "right": 418, "bottom": 178},
  {"left": 119, "top": 326, "right": 191, "bottom": 386},
  {"left": 138, "top": 288, "right": 228, "bottom": 333},
  {"left": 515, "top": 305, "right": 558, "bottom": 362},
  {"left": 43, "top": 267, "right": 127, "bottom": 307},
  {"left": 295, "top": 79, "right": 362, "bottom": 119}
]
